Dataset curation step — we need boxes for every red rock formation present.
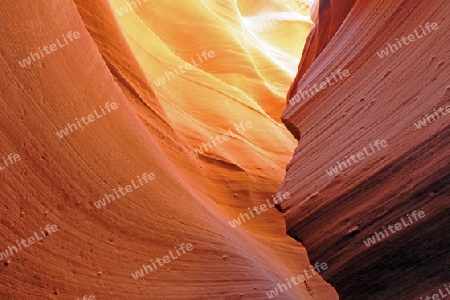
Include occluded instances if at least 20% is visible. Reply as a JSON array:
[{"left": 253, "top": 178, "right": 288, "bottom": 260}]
[
  {"left": 280, "top": 0, "right": 450, "bottom": 299},
  {"left": 0, "top": 0, "right": 337, "bottom": 299}
]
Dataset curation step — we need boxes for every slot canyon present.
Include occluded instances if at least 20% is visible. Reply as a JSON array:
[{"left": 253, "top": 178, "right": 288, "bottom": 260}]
[{"left": 0, "top": 0, "right": 449, "bottom": 299}]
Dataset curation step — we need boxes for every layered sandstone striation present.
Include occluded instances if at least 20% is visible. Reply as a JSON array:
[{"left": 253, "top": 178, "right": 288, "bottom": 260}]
[{"left": 280, "top": 0, "right": 450, "bottom": 299}]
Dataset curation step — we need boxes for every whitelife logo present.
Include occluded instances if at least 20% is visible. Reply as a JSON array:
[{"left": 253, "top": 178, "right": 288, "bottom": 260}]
[
  {"left": 363, "top": 210, "right": 425, "bottom": 247},
  {"left": 228, "top": 192, "right": 290, "bottom": 228},
  {"left": 190, "top": 121, "right": 252, "bottom": 157},
  {"left": 93, "top": 172, "right": 156, "bottom": 209},
  {"left": 376, "top": 22, "right": 439, "bottom": 58},
  {"left": 326, "top": 140, "right": 388, "bottom": 177},
  {"left": 0, "top": 224, "right": 59, "bottom": 262},
  {"left": 18, "top": 31, "right": 81, "bottom": 68},
  {"left": 0, "top": 153, "right": 21, "bottom": 172},
  {"left": 77, "top": 295, "right": 95, "bottom": 300},
  {"left": 131, "top": 243, "right": 193, "bottom": 280},
  {"left": 418, "top": 283, "right": 450, "bottom": 300},
  {"left": 152, "top": 50, "right": 215, "bottom": 87},
  {"left": 56, "top": 102, "right": 118, "bottom": 139},
  {"left": 266, "top": 262, "right": 328, "bottom": 298},
  {"left": 115, "top": 0, "right": 148, "bottom": 16},
  {"left": 414, "top": 104, "right": 450, "bottom": 129},
  {"left": 251, "top": 0, "right": 310, "bottom": 33},
  {"left": 288, "top": 69, "right": 350, "bottom": 107}
]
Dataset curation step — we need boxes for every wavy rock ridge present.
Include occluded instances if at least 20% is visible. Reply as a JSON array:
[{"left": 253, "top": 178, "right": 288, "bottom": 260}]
[{"left": 0, "top": 0, "right": 339, "bottom": 299}]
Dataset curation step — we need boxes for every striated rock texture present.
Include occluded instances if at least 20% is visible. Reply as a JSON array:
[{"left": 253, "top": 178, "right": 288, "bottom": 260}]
[
  {"left": 0, "top": 0, "right": 338, "bottom": 299},
  {"left": 286, "top": 0, "right": 356, "bottom": 119},
  {"left": 280, "top": 0, "right": 450, "bottom": 299}
]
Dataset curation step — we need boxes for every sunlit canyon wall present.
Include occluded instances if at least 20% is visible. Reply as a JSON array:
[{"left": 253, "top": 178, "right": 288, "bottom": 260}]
[{"left": 0, "top": 0, "right": 340, "bottom": 299}]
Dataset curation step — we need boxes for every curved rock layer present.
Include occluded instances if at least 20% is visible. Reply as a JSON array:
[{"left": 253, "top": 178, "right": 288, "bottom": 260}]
[
  {"left": 0, "top": 0, "right": 339, "bottom": 299},
  {"left": 280, "top": 0, "right": 450, "bottom": 299}
]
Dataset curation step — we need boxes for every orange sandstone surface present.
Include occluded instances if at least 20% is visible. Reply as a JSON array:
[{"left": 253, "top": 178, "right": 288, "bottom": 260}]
[{"left": 0, "top": 0, "right": 338, "bottom": 299}]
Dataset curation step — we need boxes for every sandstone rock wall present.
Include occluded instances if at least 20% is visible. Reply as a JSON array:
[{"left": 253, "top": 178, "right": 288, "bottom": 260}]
[{"left": 280, "top": 0, "right": 450, "bottom": 299}]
